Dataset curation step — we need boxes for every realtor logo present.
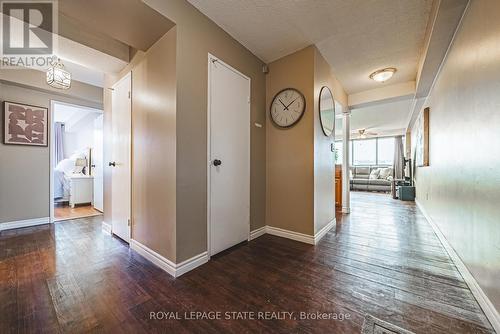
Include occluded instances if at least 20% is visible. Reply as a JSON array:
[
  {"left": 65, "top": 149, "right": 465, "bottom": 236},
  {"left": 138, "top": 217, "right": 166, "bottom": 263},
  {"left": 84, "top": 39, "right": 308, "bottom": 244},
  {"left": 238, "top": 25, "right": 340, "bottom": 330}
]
[{"left": 2, "top": 0, "right": 55, "bottom": 55}]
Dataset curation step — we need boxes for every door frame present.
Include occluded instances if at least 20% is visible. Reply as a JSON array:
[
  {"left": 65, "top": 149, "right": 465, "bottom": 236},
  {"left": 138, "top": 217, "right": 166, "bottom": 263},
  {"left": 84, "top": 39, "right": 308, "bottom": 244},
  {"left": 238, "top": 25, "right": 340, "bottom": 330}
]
[
  {"left": 206, "top": 53, "right": 251, "bottom": 258},
  {"left": 110, "top": 71, "right": 132, "bottom": 242},
  {"left": 49, "top": 100, "right": 104, "bottom": 223}
]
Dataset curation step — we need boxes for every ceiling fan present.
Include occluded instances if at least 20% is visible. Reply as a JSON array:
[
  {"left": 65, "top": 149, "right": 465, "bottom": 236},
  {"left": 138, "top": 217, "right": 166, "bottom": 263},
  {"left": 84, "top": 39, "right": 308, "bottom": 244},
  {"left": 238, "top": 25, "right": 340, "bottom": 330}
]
[{"left": 355, "top": 128, "right": 378, "bottom": 139}]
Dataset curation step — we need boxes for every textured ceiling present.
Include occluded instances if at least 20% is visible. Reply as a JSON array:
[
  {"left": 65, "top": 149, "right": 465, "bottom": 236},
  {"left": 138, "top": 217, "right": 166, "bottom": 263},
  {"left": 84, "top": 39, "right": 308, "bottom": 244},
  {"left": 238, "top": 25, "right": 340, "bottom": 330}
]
[{"left": 187, "top": 0, "right": 433, "bottom": 94}]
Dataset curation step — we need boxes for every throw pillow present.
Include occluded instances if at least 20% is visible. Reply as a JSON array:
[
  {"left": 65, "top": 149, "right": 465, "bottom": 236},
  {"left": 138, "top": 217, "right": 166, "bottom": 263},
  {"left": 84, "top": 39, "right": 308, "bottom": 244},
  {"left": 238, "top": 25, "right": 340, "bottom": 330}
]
[
  {"left": 379, "top": 168, "right": 392, "bottom": 179},
  {"left": 369, "top": 169, "right": 380, "bottom": 180}
]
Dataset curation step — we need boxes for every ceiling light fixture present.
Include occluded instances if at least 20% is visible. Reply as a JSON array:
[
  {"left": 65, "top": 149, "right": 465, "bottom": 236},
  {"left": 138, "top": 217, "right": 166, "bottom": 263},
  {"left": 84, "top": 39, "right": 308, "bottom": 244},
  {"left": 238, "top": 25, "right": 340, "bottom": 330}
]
[
  {"left": 369, "top": 67, "right": 397, "bottom": 82},
  {"left": 47, "top": 57, "right": 71, "bottom": 90}
]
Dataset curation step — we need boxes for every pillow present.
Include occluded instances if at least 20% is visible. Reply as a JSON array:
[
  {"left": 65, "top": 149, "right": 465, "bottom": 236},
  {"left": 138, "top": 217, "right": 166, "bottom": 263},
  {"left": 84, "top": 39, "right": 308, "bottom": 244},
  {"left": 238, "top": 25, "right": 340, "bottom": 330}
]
[
  {"left": 369, "top": 168, "right": 380, "bottom": 180},
  {"left": 379, "top": 168, "right": 392, "bottom": 179},
  {"left": 55, "top": 158, "right": 76, "bottom": 176}
]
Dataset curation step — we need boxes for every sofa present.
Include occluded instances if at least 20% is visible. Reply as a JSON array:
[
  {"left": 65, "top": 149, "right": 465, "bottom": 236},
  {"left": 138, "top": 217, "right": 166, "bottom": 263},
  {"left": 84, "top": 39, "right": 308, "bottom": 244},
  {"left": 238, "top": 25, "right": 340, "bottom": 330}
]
[{"left": 350, "top": 166, "right": 393, "bottom": 192}]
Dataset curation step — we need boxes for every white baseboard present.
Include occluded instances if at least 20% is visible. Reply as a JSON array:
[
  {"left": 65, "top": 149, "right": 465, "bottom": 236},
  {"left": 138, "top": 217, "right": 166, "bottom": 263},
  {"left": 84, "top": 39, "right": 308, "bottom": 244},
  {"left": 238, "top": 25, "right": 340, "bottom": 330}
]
[
  {"left": 130, "top": 239, "right": 208, "bottom": 278},
  {"left": 314, "top": 218, "right": 336, "bottom": 244},
  {"left": 416, "top": 200, "right": 500, "bottom": 333},
  {"left": 0, "top": 217, "right": 50, "bottom": 231},
  {"left": 249, "top": 226, "right": 266, "bottom": 240},
  {"left": 102, "top": 221, "right": 112, "bottom": 235},
  {"left": 250, "top": 219, "right": 336, "bottom": 245},
  {"left": 266, "top": 225, "right": 315, "bottom": 244}
]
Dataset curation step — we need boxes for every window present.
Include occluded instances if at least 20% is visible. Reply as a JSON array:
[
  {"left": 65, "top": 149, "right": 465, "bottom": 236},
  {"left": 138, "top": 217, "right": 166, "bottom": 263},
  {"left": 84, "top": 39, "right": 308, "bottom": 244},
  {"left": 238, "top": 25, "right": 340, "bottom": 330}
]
[
  {"left": 335, "top": 141, "right": 343, "bottom": 164},
  {"left": 353, "top": 139, "right": 376, "bottom": 165},
  {"left": 335, "top": 136, "right": 401, "bottom": 166},
  {"left": 377, "top": 137, "right": 394, "bottom": 165}
]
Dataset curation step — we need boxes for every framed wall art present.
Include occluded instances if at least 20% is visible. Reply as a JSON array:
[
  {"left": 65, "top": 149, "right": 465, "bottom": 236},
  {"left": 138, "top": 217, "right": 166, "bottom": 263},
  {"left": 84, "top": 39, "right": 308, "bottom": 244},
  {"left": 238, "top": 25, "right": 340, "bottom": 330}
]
[{"left": 3, "top": 101, "right": 48, "bottom": 146}]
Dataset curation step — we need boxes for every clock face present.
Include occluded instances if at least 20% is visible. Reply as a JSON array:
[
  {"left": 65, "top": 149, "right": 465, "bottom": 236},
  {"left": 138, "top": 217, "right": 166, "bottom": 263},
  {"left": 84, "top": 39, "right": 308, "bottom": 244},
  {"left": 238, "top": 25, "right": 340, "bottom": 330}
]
[{"left": 270, "top": 88, "right": 306, "bottom": 128}]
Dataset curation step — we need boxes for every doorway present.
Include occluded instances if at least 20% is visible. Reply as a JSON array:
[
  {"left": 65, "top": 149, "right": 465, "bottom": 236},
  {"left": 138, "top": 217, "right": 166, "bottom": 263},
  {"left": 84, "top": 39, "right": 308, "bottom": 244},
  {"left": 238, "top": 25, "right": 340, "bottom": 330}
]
[
  {"left": 50, "top": 101, "right": 104, "bottom": 222},
  {"left": 207, "top": 55, "right": 251, "bottom": 256}
]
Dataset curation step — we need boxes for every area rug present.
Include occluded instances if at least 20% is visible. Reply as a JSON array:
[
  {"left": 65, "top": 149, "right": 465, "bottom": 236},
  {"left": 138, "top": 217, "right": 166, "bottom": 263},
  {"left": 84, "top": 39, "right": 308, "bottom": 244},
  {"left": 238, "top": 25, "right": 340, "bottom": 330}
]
[{"left": 361, "top": 315, "right": 415, "bottom": 334}]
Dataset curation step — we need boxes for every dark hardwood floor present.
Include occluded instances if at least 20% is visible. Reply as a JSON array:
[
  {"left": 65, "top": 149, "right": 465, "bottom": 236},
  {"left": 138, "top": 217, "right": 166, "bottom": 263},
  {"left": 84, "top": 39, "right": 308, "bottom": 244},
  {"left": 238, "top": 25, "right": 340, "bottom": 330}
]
[{"left": 0, "top": 192, "right": 494, "bottom": 333}]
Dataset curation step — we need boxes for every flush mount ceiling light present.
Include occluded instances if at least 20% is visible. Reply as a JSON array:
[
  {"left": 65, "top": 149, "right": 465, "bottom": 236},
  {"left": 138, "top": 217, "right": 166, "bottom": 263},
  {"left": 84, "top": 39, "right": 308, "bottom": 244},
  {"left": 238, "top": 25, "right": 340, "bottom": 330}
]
[
  {"left": 47, "top": 57, "right": 71, "bottom": 90},
  {"left": 369, "top": 67, "right": 397, "bottom": 82}
]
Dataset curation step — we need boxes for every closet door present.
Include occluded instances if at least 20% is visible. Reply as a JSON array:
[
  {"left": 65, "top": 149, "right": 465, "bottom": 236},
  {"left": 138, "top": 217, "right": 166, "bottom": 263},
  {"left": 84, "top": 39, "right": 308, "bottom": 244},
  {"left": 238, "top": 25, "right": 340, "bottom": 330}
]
[{"left": 110, "top": 72, "right": 131, "bottom": 242}]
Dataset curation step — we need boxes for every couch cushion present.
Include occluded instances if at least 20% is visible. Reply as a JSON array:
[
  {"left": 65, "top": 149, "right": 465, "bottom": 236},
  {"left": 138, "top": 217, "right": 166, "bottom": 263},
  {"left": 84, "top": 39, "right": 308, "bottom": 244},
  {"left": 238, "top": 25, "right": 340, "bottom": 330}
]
[
  {"left": 352, "top": 178, "right": 370, "bottom": 185},
  {"left": 369, "top": 168, "right": 380, "bottom": 180},
  {"left": 368, "top": 179, "right": 391, "bottom": 186},
  {"left": 354, "top": 167, "right": 370, "bottom": 176}
]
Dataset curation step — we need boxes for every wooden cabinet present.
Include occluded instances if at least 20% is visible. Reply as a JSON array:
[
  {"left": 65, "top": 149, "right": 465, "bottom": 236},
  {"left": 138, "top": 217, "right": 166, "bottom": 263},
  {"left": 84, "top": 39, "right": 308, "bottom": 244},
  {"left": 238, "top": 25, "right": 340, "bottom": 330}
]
[{"left": 335, "top": 165, "right": 342, "bottom": 208}]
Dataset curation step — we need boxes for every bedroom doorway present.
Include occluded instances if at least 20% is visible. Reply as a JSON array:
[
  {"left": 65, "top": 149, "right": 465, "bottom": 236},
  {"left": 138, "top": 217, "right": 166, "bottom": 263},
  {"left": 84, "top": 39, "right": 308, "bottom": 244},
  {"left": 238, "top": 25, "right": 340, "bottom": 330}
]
[{"left": 50, "top": 101, "right": 104, "bottom": 222}]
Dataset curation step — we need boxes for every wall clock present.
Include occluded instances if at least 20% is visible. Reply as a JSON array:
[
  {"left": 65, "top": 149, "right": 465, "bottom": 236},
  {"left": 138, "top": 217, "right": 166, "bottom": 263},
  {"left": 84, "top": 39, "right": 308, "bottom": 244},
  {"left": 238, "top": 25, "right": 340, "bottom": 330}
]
[
  {"left": 319, "top": 86, "right": 335, "bottom": 136},
  {"left": 270, "top": 88, "right": 306, "bottom": 128}
]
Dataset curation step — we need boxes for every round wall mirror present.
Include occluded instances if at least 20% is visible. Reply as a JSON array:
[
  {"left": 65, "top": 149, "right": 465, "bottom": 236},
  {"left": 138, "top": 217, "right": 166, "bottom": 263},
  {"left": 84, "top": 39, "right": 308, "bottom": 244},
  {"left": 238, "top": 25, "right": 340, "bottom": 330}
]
[{"left": 319, "top": 86, "right": 335, "bottom": 136}]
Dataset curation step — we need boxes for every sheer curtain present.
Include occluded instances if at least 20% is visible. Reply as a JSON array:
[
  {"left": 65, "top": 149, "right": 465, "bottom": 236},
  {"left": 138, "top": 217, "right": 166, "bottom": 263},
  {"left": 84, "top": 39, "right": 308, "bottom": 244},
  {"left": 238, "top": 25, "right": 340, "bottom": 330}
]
[
  {"left": 54, "top": 122, "right": 65, "bottom": 164},
  {"left": 393, "top": 135, "right": 405, "bottom": 179}
]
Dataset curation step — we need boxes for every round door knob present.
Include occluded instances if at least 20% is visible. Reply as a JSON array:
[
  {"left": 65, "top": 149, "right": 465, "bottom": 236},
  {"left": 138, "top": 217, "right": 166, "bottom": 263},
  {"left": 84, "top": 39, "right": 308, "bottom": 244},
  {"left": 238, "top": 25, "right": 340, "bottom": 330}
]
[
  {"left": 213, "top": 159, "right": 222, "bottom": 166},
  {"left": 109, "top": 162, "right": 116, "bottom": 167}
]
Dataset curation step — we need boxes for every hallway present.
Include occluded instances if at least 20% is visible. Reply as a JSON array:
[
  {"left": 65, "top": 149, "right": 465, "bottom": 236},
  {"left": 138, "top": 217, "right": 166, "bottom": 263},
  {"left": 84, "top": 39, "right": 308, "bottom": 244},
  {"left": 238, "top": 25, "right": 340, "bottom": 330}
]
[{"left": 0, "top": 193, "right": 493, "bottom": 333}]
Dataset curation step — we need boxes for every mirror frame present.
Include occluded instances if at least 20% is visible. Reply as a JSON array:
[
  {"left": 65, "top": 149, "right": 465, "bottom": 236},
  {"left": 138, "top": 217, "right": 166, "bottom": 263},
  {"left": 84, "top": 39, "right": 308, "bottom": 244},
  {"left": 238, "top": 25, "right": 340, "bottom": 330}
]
[{"left": 319, "top": 86, "right": 335, "bottom": 137}]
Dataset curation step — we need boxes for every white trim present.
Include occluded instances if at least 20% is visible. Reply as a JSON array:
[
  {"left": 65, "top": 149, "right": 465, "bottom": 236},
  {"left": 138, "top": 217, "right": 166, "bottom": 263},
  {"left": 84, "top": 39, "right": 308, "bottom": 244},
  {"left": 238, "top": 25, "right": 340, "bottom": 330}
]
[
  {"left": 314, "top": 218, "right": 336, "bottom": 244},
  {"left": 0, "top": 217, "right": 50, "bottom": 231},
  {"left": 266, "top": 226, "right": 315, "bottom": 245},
  {"left": 130, "top": 239, "right": 208, "bottom": 278},
  {"left": 249, "top": 226, "right": 266, "bottom": 241},
  {"left": 416, "top": 200, "right": 500, "bottom": 333},
  {"left": 341, "top": 207, "right": 351, "bottom": 214},
  {"left": 206, "top": 53, "right": 251, "bottom": 257},
  {"left": 102, "top": 221, "right": 112, "bottom": 235},
  {"left": 49, "top": 100, "right": 55, "bottom": 223},
  {"left": 249, "top": 219, "right": 336, "bottom": 245}
]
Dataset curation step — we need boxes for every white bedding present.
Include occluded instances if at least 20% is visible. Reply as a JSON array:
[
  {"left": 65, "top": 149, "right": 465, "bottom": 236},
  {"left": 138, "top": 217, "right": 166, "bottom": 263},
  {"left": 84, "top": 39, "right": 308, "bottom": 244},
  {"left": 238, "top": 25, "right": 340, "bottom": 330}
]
[{"left": 54, "top": 169, "right": 71, "bottom": 200}]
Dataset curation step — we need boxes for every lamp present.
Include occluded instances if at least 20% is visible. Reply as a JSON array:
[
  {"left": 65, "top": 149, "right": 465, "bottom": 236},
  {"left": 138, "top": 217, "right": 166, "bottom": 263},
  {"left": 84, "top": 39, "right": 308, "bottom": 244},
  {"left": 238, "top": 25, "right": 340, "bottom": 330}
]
[
  {"left": 75, "top": 158, "right": 87, "bottom": 175},
  {"left": 47, "top": 57, "right": 71, "bottom": 90},
  {"left": 369, "top": 68, "right": 397, "bottom": 82}
]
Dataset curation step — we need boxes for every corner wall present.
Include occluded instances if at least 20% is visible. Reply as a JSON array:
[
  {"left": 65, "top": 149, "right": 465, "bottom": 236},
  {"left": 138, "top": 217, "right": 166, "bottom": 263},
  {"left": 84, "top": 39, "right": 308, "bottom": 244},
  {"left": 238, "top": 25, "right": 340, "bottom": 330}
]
[
  {"left": 313, "top": 47, "right": 347, "bottom": 234},
  {"left": 266, "top": 46, "right": 315, "bottom": 235},
  {"left": 412, "top": 0, "right": 500, "bottom": 314},
  {"left": 265, "top": 46, "right": 347, "bottom": 236},
  {"left": 143, "top": 0, "right": 267, "bottom": 262}
]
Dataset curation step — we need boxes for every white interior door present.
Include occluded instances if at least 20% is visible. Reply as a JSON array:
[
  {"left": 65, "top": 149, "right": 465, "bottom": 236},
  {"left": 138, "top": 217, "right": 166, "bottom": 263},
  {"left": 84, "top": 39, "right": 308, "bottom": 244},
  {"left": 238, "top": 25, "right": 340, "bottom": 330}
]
[
  {"left": 92, "top": 114, "right": 104, "bottom": 212},
  {"left": 209, "top": 56, "right": 250, "bottom": 256},
  {"left": 111, "top": 73, "right": 131, "bottom": 242}
]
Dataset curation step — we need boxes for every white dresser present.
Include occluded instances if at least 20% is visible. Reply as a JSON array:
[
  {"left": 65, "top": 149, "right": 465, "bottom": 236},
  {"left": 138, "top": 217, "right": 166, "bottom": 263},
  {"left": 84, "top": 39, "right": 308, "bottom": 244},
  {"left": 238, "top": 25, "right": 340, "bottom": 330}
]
[{"left": 69, "top": 175, "right": 94, "bottom": 208}]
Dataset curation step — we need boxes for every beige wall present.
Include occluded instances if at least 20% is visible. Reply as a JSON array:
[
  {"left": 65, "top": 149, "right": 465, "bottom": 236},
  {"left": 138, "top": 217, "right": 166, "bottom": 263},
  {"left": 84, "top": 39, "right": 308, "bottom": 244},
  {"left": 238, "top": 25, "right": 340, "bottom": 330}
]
[
  {"left": 0, "top": 75, "right": 103, "bottom": 223},
  {"left": 265, "top": 46, "right": 347, "bottom": 235},
  {"left": 131, "top": 28, "right": 177, "bottom": 262},
  {"left": 412, "top": 0, "right": 500, "bottom": 312},
  {"left": 266, "top": 46, "right": 315, "bottom": 235},
  {"left": 313, "top": 48, "right": 346, "bottom": 234},
  {"left": 143, "top": 0, "right": 267, "bottom": 262}
]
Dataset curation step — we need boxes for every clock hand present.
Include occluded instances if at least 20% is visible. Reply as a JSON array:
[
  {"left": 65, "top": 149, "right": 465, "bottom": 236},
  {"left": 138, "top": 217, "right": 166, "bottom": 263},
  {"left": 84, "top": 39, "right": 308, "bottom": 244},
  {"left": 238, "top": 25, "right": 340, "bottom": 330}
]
[
  {"left": 278, "top": 98, "right": 289, "bottom": 110},
  {"left": 285, "top": 97, "right": 299, "bottom": 108}
]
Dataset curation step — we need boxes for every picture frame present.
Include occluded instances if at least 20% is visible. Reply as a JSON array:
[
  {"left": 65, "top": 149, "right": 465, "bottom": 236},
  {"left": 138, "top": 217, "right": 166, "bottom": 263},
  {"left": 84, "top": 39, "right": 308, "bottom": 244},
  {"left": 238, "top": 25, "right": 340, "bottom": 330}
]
[
  {"left": 3, "top": 101, "right": 48, "bottom": 146},
  {"left": 415, "top": 107, "right": 429, "bottom": 167}
]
